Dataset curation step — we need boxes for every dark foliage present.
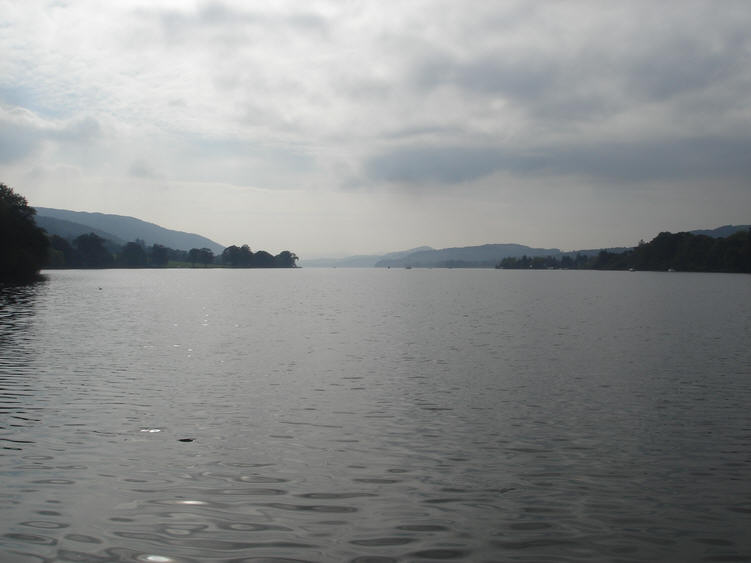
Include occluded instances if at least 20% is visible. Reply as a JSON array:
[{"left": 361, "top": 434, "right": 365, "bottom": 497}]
[
  {"left": 118, "top": 242, "right": 148, "bottom": 268},
  {"left": 167, "top": 247, "right": 188, "bottom": 263},
  {"left": 74, "top": 233, "right": 114, "bottom": 268},
  {"left": 47, "top": 234, "right": 78, "bottom": 268},
  {"left": 187, "top": 247, "right": 214, "bottom": 266},
  {"left": 150, "top": 244, "right": 169, "bottom": 267},
  {"left": 5, "top": 188, "right": 298, "bottom": 272},
  {"left": 274, "top": 250, "right": 298, "bottom": 268},
  {"left": 0, "top": 183, "right": 50, "bottom": 282},
  {"left": 43, "top": 236, "right": 298, "bottom": 270},
  {"left": 220, "top": 245, "right": 298, "bottom": 268},
  {"left": 498, "top": 229, "right": 751, "bottom": 273}
]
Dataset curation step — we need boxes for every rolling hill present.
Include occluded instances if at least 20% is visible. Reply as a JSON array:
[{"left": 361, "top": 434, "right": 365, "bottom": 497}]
[
  {"left": 34, "top": 208, "right": 225, "bottom": 254},
  {"left": 689, "top": 225, "right": 750, "bottom": 238},
  {"left": 375, "top": 243, "right": 563, "bottom": 268},
  {"left": 299, "top": 246, "right": 433, "bottom": 268}
]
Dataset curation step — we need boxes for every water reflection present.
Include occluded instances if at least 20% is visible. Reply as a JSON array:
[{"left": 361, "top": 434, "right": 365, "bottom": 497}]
[
  {"left": 0, "top": 279, "right": 45, "bottom": 347},
  {"left": 0, "top": 280, "right": 47, "bottom": 451}
]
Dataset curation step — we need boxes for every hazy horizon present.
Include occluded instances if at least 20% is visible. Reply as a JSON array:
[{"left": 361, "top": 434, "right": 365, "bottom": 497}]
[{"left": 2, "top": 1, "right": 750, "bottom": 257}]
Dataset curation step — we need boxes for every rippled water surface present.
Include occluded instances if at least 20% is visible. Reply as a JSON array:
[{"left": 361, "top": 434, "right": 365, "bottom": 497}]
[{"left": 1, "top": 268, "right": 750, "bottom": 562}]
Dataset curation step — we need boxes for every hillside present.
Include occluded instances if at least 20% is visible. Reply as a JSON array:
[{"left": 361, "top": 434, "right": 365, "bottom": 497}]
[
  {"left": 375, "top": 243, "right": 562, "bottom": 268},
  {"left": 300, "top": 246, "right": 433, "bottom": 268},
  {"left": 35, "top": 208, "right": 224, "bottom": 254},
  {"left": 316, "top": 226, "right": 747, "bottom": 269},
  {"left": 34, "top": 216, "right": 126, "bottom": 247},
  {"left": 500, "top": 228, "right": 751, "bottom": 272},
  {"left": 689, "top": 225, "right": 750, "bottom": 238}
]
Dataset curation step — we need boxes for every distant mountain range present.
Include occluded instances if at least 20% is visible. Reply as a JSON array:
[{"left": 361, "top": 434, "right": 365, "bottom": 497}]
[
  {"left": 299, "top": 247, "right": 433, "bottom": 268},
  {"left": 32, "top": 207, "right": 748, "bottom": 268},
  {"left": 375, "top": 243, "right": 563, "bottom": 268},
  {"left": 688, "top": 225, "right": 750, "bottom": 239},
  {"left": 34, "top": 208, "right": 225, "bottom": 254},
  {"left": 302, "top": 224, "right": 749, "bottom": 269}
]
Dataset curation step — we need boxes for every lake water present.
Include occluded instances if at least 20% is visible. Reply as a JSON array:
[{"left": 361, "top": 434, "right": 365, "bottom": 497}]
[{"left": 1, "top": 268, "right": 750, "bottom": 562}]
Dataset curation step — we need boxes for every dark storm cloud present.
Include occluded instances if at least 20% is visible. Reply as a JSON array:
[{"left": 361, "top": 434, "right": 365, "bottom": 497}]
[{"left": 365, "top": 136, "right": 751, "bottom": 186}]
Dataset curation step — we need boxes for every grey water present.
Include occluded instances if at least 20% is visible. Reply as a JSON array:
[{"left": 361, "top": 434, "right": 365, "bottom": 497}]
[{"left": 1, "top": 268, "right": 750, "bottom": 563}]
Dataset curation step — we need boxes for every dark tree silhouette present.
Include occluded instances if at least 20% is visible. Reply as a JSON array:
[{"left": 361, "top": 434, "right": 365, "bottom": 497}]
[
  {"left": 188, "top": 247, "right": 214, "bottom": 267},
  {"left": 74, "top": 233, "right": 113, "bottom": 268},
  {"left": 119, "top": 242, "right": 148, "bottom": 267},
  {"left": 0, "top": 183, "right": 50, "bottom": 282},
  {"left": 221, "top": 244, "right": 297, "bottom": 268},
  {"left": 150, "top": 244, "right": 169, "bottom": 266},
  {"left": 238, "top": 244, "right": 253, "bottom": 266},
  {"left": 274, "top": 251, "right": 298, "bottom": 268},
  {"left": 497, "top": 229, "right": 751, "bottom": 273},
  {"left": 221, "top": 244, "right": 254, "bottom": 267},
  {"left": 252, "top": 250, "right": 275, "bottom": 268},
  {"left": 198, "top": 248, "right": 214, "bottom": 266},
  {"left": 47, "top": 234, "right": 80, "bottom": 268},
  {"left": 167, "top": 247, "right": 188, "bottom": 263},
  {"left": 221, "top": 245, "right": 241, "bottom": 266}
]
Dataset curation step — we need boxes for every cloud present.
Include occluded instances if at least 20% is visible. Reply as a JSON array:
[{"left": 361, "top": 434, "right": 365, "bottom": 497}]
[
  {"left": 0, "top": 107, "right": 41, "bottom": 163},
  {"left": 403, "top": 2, "right": 751, "bottom": 134},
  {"left": 0, "top": 105, "right": 101, "bottom": 164},
  {"left": 552, "top": 137, "right": 751, "bottom": 183},
  {"left": 413, "top": 53, "right": 557, "bottom": 102},
  {"left": 365, "top": 145, "right": 503, "bottom": 185},
  {"left": 365, "top": 135, "right": 751, "bottom": 187},
  {"left": 2, "top": 1, "right": 751, "bottom": 254},
  {"left": 51, "top": 116, "right": 101, "bottom": 143},
  {"left": 152, "top": 2, "right": 329, "bottom": 46},
  {"left": 128, "top": 159, "right": 160, "bottom": 179}
]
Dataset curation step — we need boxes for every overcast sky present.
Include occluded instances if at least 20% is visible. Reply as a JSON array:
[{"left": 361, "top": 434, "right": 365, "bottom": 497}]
[{"left": 1, "top": 1, "right": 749, "bottom": 257}]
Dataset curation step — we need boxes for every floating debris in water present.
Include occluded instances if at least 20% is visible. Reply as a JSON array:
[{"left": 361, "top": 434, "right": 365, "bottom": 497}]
[{"left": 178, "top": 438, "right": 194, "bottom": 442}]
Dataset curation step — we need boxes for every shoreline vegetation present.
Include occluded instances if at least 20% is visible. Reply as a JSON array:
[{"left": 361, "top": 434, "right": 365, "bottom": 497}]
[
  {"left": 1, "top": 183, "right": 298, "bottom": 284},
  {"left": 496, "top": 230, "right": 750, "bottom": 273},
  {"left": 45, "top": 234, "right": 298, "bottom": 270},
  {"left": 1, "top": 183, "right": 49, "bottom": 283},
  {"left": 2, "top": 182, "right": 749, "bottom": 283}
]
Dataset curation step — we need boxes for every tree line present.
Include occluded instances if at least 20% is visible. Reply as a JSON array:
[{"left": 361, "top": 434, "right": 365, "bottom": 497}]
[
  {"left": 2, "top": 182, "right": 747, "bottom": 282},
  {"left": 1, "top": 183, "right": 49, "bottom": 282},
  {"left": 1, "top": 182, "right": 297, "bottom": 283},
  {"left": 45, "top": 233, "right": 298, "bottom": 269},
  {"left": 498, "top": 229, "right": 751, "bottom": 273}
]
